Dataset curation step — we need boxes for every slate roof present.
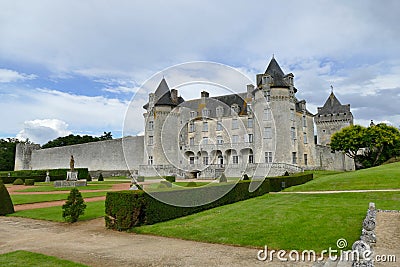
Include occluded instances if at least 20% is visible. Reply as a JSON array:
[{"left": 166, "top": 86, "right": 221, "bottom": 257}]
[
  {"left": 143, "top": 78, "right": 184, "bottom": 109},
  {"left": 258, "top": 57, "right": 291, "bottom": 89},
  {"left": 317, "top": 92, "right": 351, "bottom": 115}
]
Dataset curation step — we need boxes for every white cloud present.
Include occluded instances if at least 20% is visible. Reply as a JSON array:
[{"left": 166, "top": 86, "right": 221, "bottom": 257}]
[
  {"left": 0, "top": 69, "right": 36, "bottom": 83},
  {"left": 16, "top": 119, "right": 71, "bottom": 145}
]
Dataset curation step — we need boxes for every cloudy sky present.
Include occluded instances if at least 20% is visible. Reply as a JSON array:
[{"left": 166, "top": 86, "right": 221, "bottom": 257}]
[{"left": 0, "top": 0, "right": 399, "bottom": 144}]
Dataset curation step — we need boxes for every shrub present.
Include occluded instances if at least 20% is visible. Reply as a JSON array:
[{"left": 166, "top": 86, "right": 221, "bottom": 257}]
[
  {"left": 157, "top": 183, "right": 168, "bottom": 189},
  {"left": 283, "top": 171, "right": 290, "bottom": 176},
  {"left": 160, "top": 180, "right": 172, "bottom": 188},
  {"left": 62, "top": 188, "right": 87, "bottom": 223},
  {"left": 267, "top": 173, "right": 313, "bottom": 192},
  {"left": 13, "top": 178, "right": 24, "bottom": 185},
  {"left": 137, "top": 176, "right": 145, "bottom": 182},
  {"left": 24, "top": 179, "right": 35, "bottom": 186},
  {"left": 219, "top": 173, "right": 227, "bottom": 183},
  {"left": 87, "top": 175, "right": 92, "bottom": 182},
  {"left": 105, "top": 179, "right": 270, "bottom": 230},
  {"left": 242, "top": 174, "right": 250, "bottom": 180},
  {"left": 186, "top": 182, "right": 197, "bottom": 187},
  {"left": 0, "top": 180, "right": 14, "bottom": 215},
  {"left": 163, "top": 176, "right": 175, "bottom": 183},
  {"left": 98, "top": 173, "right": 104, "bottom": 181}
]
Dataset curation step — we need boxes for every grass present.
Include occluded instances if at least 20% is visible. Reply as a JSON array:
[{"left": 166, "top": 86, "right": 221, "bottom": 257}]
[
  {"left": 134, "top": 191, "right": 400, "bottom": 251},
  {"left": 286, "top": 162, "right": 400, "bottom": 192},
  {"left": 14, "top": 183, "right": 112, "bottom": 192},
  {"left": 9, "top": 201, "right": 105, "bottom": 222},
  {"left": 0, "top": 250, "right": 88, "bottom": 267},
  {"left": 172, "top": 182, "right": 211, "bottom": 187},
  {"left": 11, "top": 191, "right": 106, "bottom": 205}
]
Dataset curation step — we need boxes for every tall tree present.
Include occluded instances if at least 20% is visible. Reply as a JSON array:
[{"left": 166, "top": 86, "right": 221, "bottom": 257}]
[
  {"left": 42, "top": 132, "right": 113, "bottom": 149},
  {"left": 0, "top": 138, "right": 22, "bottom": 171}
]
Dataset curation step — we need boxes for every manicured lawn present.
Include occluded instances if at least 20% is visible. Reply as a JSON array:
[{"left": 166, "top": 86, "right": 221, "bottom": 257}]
[
  {"left": 0, "top": 250, "right": 87, "bottom": 267},
  {"left": 14, "top": 183, "right": 112, "bottom": 192},
  {"left": 173, "top": 182, "right": 211, "bottom": 187},
  {"left": 286, "top": 162, "right": 400, "bottom": 192},
  {"left": 9, "top": 201, "right": 105, "bottom": 222},
  {"left": 134, "top": 191, "right": 400, "bottom": 251},
  {"left": 11, "top": 191, "right": 106, "bottom": 205}
]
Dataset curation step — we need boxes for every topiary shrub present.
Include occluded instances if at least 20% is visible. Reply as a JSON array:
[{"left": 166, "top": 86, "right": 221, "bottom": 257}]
[
  {"left": 24, "top": 179, "right": 35, "bottom": 186},
  {"left": 98, "top": 173, "right": 104, "bottom": 181},
  {"left": 0, "top": 180, "right": 14, "bottom": 215},
  {"left": 283, "top": 171, "right": 290, "bottom": 176},
  {"left": 62, "top": 188, "right": 86, "bottom": 223},
  {"left": 163, "top": 176, "right": 175, "bottom": 183},
  {"left": 137, "top": 176, "right": 145, "bottom": 182},
  {"left": 186, "top": 182, "right": 197, "bottom": 187},
  {"left": 242, "top": 174, "right": 250, "bottom": 180},
  {"left": 13, "top": 178, "right": 24, "bottom": 185},
  {"left": 219, "top": 173, "right": 227, "bottom": 183},
  {"left": 157, "top": 183, "right": 168, "bottom": 189},
  {"left": 160, "top": 180, "right": 172, "bottom": 188}
]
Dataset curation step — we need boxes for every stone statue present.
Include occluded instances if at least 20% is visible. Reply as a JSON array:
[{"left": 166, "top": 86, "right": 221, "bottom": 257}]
[{"left": 70, "top": 155, "right": 75, "bottom": 172}]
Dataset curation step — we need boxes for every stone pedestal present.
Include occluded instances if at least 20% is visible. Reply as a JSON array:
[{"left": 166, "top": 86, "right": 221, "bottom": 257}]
[
  {"left": 54, "top": 180, "right": 87, "bottom": 188},
  {"left": 67, "top": 171, "right": 78, "bottom": 181}
]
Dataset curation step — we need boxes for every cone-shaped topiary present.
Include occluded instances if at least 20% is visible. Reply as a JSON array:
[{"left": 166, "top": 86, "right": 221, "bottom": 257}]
[
  {"left": 219, "top": 173, "right": 227, "bottom": 183},
  {"left": 98, "top": 173, "right": 104, "bottom": 181},
  {"left": 0, "top": 179, "right": 15, "bottom": 215},
  {"left": 62, "top": 188, "right": 86, "bottom": 223}
]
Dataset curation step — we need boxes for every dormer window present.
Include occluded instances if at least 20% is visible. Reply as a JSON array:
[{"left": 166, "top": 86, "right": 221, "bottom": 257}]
[
  {"left": 202, "top": 108, "right": 210, "bottom": 117},
  {"left": 216, "top": 106, "right": 224, "bottom": 117},
  {"left": 231, "top": 104, "right": 240, "bottom": 115}
]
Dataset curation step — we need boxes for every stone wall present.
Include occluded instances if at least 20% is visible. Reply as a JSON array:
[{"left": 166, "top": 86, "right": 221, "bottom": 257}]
[
  {"left": 314, "top": 145, "right": 355, "bottom": 171},
  {"left": 15, "top": 136, "right": 144, "bottom": 173}
]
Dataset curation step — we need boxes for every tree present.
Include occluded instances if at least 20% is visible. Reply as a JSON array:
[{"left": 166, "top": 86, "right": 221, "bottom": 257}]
[
  {"left": 331, "top": 123, "right": 400, "bottom": 168},
  {"left": 0, "top": 179, "right": 14, "bottom": 215},
  {"left": 0, "top": 138, "right": 23, "bottom": 171},
  {"left": 62, "top": 188, "right": 86, "bottom": 223},
  {"left": 42, "top": 132, "right": 113, "bottom": 149}
]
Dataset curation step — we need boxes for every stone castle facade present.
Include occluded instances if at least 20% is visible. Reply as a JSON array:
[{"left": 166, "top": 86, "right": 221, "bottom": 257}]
[{"left": 15, "top": 57, "right": 355, "bottom": 178}]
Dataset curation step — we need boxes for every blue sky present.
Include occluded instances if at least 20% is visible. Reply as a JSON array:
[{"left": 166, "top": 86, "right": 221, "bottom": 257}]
[{"left": 0, "top": 0, "right": 399, "bottom": 144}]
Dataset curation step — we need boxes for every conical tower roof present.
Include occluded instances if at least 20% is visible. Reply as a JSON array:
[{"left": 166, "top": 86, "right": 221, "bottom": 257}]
[
  {"left": 265, "top": 57, "right": 285, "bottom": 77},
  {"left": 317, "top": 92, "right": 350, "bottom": 114}
]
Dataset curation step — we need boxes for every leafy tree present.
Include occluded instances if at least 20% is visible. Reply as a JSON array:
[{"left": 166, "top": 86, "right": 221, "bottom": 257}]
[
  {"left": 331, "top": 123, "right": 400, "bottom": 168},
  {"left": 42, "top": 132, "right": 113, "bottom": 149},
  {"left": 0, "top": 138, "right": 23, "bottom": 171},
  {"left": 62, "top": 188, "right": 87, "bottom": 223}
]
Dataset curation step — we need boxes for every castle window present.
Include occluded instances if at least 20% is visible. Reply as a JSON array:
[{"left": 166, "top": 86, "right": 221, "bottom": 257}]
[
  {"left": 216, "top": 121, "right": 223, "bottom": 131},
  {"left": 248, "top": 153, "right": 254, "bottom": 164},
  {"left": 232, "top": 119, "right": 238, "bottom": 129},
  {"left": 302, "top": 116, "right": 307, "bottom": 127},
  {"left": 290, "top": 109, "right": 295, "bottom": 121},
  {"left": 304, "top": 154, "right": 308, "bottom": 166},
  {"left": 148, "top": 156, "right": 153, "bottom": 165},
  {"left": 292, "top": 152, "right": 297, "bottom": 164},
  {"left": 189, "top": 137, "right": 194, "bottom": 146},
  {"left": 264, "top": 108, "right": 271, "bottom": 120},
  {"left": 189, "top": 157, "right": 195, "bottom": 165},
  {"left": 231, "top": 104, "right": 239, "bottom": 115},
  {"left": 148, "top": 136, "right": 153, "bottom": 146},
  {"left": 265, "top": 152, "right": 273, "bottom": 163},
  {"left": 303, "top": 133, "right": 308, "bottom": 144},
  {"left": 216, "top": 106, "right": 224, "bottom": 117},
  {"left": 202, "top": 121, "right": 208, "bottom": 132},
  {"left": 291, "top": 127, "right": 296, "bottom": 140},
  {"left": 247, "top": 104, "right": 252, "bottom": 114},
  {"left": 232, "top": 135, "right": 239, "bottom": 143},
  {"left": 217, "top": 136, "right": 223, "bottom": 144},
  {"left": 148, "top": 121, "right": 154, "bottom": 131},
  {"left": 264, "top": 127, "right": 272, "bottom": 139},
  {"left": 202, "top": 137, "right": 208, "bottom": 145},
  {"left": 190, "top": 111, "right": 196, "bottom": 118},
  {"left": 247, "top": 134, "right": 253, "bottom": 143},
  {"left": 202, "top": 108, "right": 210, "bottom": 117},
  {"left": 264, "top": 90, "right": 271, "bottom": 102},
  {"left": 232, "top": 155, "right": 239, "bottom": 164},
  {"left": 203, "top": 156, "right": 209, "bottom": 165},
  {"left": 247, "top": 118, "right": 253, "bottom": 128},
  {"left": 189, "top": 121, "right": 195, "bottom": 132}
]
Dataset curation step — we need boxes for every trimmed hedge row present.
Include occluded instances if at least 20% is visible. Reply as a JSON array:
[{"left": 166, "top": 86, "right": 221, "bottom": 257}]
[
  {"left": 267, "top": 173, "right": 313, "bottom": 192},
  {"left": 0, "top": 168, "right": 89, "bottom": 184},
  {"left": 105, "top": 180, "right": 270, "bottom": 230}
]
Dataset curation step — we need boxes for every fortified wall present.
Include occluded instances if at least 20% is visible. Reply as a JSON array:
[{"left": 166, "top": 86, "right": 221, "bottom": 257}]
[{"left": 14, "top": 136, "right": 144, "bottom": 174}]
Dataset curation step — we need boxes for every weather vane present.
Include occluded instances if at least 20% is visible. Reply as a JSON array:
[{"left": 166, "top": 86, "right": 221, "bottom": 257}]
[{"left": 330, "top": 85, "right": 334, "bottom": 93}]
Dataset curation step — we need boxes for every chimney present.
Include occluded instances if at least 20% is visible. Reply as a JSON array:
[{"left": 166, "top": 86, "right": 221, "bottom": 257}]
[
  {"left": 201, "top": 91, "right": 209, "bottom": 98},
  {"left": 171, "top": 89, "right": 178, "bottom": 103}
]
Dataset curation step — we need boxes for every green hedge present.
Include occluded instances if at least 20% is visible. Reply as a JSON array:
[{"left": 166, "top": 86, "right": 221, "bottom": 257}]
[
  {"left": 267, "top": 173, "right": 313, "bottom": 192},
  {"left": 163, "top": 176, "right": 175, "bottom": 183},
  {"left": 0, "top": 168, "right": 89, "bottom": 184},
  {"left": 105, "top": 180, "right": 270, "bottom": 231},
  {"left": 24, "top": 179, "right": 35, "bottom": 186}
]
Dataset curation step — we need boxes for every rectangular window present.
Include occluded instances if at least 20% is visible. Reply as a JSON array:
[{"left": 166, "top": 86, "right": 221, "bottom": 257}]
[
  {"left": 189, "top": 137, "right": 194, "bottom": 146},
  {"left": 303, "top": 132, "right": 308, "bottom": 144},
  {"left": 247, "top": 133, "right": 253, "bottom": 143},
  {"left": 290, "top": 109, "right": 295, "bottom": 121},
  {"left": 264, "top": 127, "right": 272, "bottom": 139},
  {"left": 232, "top": 135, "right": 239, "bottom": 144},
  {"left": 217, "top": 135, "right": 223, "bottom": 144},
  {"left": 292, "top": 152, "right": 297, "bottom": 164},
  {"left": 189, "top": 156, "right": 195, "bottom": 165},
  {"left": 202, "top": 137, "right": 208, "bottom": 145},
  {"left": 232, "top": 155, "right": 239, "bottom": 164},
  {"left": 148, "top": 156, "right": 153, "bottom": 165},
  {"left": 189, "top": 121, "right": 195, "bottom": 132},
  {"left": 264, "top": 108, "right": 271, "bottom": 121},
  {"left": 190, "top": 111, "right": 196, "bottom": 118},
  {"left": 304, "top": 154, "right": 308, "bottom": 166},
  {"left": 302, "top": 116, "right": 307, "bottom": 127},
  {"left": 203, "top": 121, "right": 208, "bottom": 132},
  {"left": 265, "top": 152, "right": 273, "bottom": 163},
  {"left": 248, "top": 154, "right": 254, "bottom": 164},
  {"left": 216, "top": 107, "right": 224, "bottom": 117},
  {"left": 247, "top": 118, "right": 253, "bottom": 128},
  {"left": 203, "top": 156, "right": 209, "bottom": 165},
  {"left": 264, "top": 90, "right": 270, "bottom": 102},
  {"left": 291, "top": 127, "right": 296, "bottom": 140},
  {"left": 232, "top": 119, "right": 238, "bottom": 129},
  {"left": 216, "top": 121, "right": 223, "bottom": 131},
  {"left": 202, "top": 108, "right": 210, "bottom": 117},
  {"left": 148, "top": 136, "right": 153, "bottom": 145},
  {"left": 148, "top": 121, "right": 154, "bottom": 131}
]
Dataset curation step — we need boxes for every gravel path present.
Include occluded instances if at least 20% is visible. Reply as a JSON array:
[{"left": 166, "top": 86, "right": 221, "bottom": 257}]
[{"left": 374, "top": 211, "right": 400, "bottom": 267}]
